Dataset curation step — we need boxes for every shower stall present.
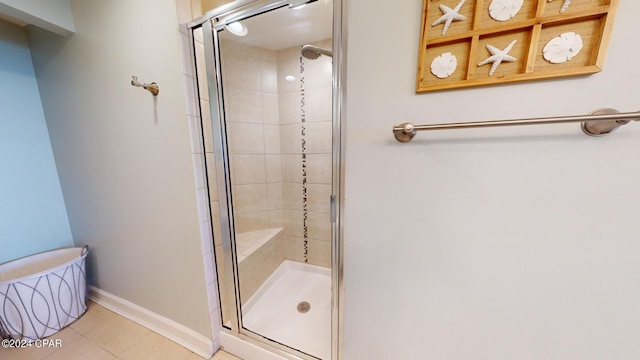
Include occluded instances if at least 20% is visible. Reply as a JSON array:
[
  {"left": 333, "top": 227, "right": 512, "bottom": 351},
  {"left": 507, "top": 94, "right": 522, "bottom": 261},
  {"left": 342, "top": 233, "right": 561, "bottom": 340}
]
[{"left": 188, "top": 1, "right": 344, "bottom": 359}]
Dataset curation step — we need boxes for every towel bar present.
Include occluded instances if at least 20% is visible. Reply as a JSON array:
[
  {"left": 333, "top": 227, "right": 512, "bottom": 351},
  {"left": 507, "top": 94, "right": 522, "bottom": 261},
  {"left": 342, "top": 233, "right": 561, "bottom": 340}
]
[{"left": 393, "top": 108, "right": 640, "bottom": 143}]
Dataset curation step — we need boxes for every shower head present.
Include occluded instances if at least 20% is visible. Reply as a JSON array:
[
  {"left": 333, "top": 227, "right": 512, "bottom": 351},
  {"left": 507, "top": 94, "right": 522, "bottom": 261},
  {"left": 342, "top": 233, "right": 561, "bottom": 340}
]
[{"left": 301, "top": 44, "right": 333, "bottom": 60}]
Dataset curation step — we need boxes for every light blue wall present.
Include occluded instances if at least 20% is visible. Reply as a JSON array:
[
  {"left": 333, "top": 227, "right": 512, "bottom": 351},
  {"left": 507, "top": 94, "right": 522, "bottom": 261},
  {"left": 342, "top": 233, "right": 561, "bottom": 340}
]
[{"left": 0, "top": 19, "right": 73, "bottom": 264}]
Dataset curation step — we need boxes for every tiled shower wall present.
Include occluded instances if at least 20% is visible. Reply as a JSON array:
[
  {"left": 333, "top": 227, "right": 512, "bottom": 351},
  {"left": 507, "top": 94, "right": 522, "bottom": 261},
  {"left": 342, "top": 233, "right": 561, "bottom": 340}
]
[
  {"left": 276, "top": 40, "right": 333, "bottom": 267},
  {"left": 218, "top": 38, "right": 333, "bottom": 267},
  {"left": 220, "top": 39, "right": 284, "bottom": 234},
  {"left": 180, "top": 10, "right": 332, "bottom": 332}
]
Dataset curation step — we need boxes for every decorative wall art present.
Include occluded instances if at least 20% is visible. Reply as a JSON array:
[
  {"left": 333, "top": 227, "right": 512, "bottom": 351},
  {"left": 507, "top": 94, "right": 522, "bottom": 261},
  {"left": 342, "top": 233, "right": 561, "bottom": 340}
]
[{"left": 416, "top": 0, "right": 619, "bottom": 92}]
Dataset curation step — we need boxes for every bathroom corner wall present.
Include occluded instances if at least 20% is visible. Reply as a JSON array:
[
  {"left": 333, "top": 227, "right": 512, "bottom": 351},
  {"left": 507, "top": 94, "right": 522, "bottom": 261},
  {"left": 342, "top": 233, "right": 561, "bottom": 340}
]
[
  {"left": 27, "top": 0, "right": 211, "bottom": 340},
  {"left": 0, "top": 19, "right": 73, "bottom": 264}
]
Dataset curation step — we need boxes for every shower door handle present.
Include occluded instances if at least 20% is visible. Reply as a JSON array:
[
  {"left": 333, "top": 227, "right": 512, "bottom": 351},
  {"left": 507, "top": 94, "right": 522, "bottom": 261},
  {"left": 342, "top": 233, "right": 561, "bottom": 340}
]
[{"left": 330, "top": 194, "right": 336, "bottom": 224}]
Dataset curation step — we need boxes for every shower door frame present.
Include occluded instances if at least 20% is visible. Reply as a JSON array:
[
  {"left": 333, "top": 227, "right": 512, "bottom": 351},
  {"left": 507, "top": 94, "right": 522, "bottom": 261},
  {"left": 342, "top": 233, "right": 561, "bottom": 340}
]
[{"left": 188, "top": 0, "right": 346, "bottom": 359}]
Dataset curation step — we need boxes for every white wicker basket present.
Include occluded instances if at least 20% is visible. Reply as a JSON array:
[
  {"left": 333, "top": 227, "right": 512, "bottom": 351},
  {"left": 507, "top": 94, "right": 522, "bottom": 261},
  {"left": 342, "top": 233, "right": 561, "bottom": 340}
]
[{"left": 0, "top": 246, "right": 89, "bottom": 340}]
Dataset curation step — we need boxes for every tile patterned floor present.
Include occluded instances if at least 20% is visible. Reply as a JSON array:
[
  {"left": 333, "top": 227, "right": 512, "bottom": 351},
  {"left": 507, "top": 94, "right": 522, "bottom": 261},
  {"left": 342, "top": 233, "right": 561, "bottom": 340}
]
[{"left": 0, "top": 301, "right": 241, "bottom": 360}]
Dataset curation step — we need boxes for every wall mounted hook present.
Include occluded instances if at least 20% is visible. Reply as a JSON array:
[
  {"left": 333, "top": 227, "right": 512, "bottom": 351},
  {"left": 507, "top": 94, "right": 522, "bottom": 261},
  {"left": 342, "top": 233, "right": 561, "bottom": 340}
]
[{"left": 131, "top": 76, "right": 159, "bottom": 96}]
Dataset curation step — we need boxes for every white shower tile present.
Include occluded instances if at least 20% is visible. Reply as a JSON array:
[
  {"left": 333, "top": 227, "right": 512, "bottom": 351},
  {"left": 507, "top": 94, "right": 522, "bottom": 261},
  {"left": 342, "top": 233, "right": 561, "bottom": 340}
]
[
  {"left": 177, "top": 30, "right": 195, "bottom": 77},
  {"left": 279, "top": 124, "right": 302, "bottom": 154},
  {"left": 307, "top": 239, "right": 331, "bottom": 268},
  {"left": 221, "top": 38, "right": 260, "bottom": 58},
  {"left": 233, "top": 184, "right": 268, "bottom": 214},
  {"left": 267, "top": 183, "right": 283, "bottom": 210},
  {"left": 187, "top": 115, "right": 203, "bottom": 154},
  {"left": 206, "top": 153, "right": 218, "bottom": 200},
  {"left": 277, "top": 58, "right": 301, "bottom": 94},
  {"left": 282, "top": 184, "right": 303, "bottom": 212},
  {"left": 305, "top": 121, "right": 332, "bottom": 154},
  {"left": 265, "top": 155, "right": 282, "bottom": 183},
  {"left": 200, "top": 220, "right": 214, "bottom": 254},
  {"left": 303, "top": 56, "right": 333, "bottom": 90},
  {"left": 227, "top": 123, "right": 264, "bottom": 154},
  {"left": 281, "top": 154, "right": 302, "bottom": 183},
  {"left": 307, "top": 211, "right": 331, "bottom": 242},
  {"left": 195, "top": 43, "right": 209, "bottom": 100},
  {"left": 262, "top": 93, "right": 279, "bottom": 124},
  {"left": 282, "top": 211, "right": 303, "bottom": 238},
  {"left": 277, "top": 45, "right": 302, "bottom": 62},
  {"left": 268, "top": 209, "right": 285, "bottom": 228},
  {"left": 203, "top": 252, "right": 216, "bottom": 285},
  {"left": 231, "top": 155, "right": 266, "bottom": 185},
  {"left": 177, "top": 23, "right": 188, "bottom": 34},
  {"left": 201, "top": 99, "right": 214, "bottom": 152},
  {"left": 260, "top": 60, "right": 278, "bottom": 94},
  {"left": 211, "top": 201, "right": 223, "bottom": 246},
  {"left": 306, "top": 154, "right": 332, "bottom": 185},
  {"left": 306, "top": 86, "right": 333, "bottom": 122},
  {"left": 206, "top": 282, "right": 220, "bottom": 314},
  {"left": 235, "top": 212, "right": 269, "bottom": 233},
  {"left": 306, "top": 184, "right": 331, "bottom": 214},
  {"left": 225, "top": 88, "right": 263, "bottom": 123},
  {"left": 182, "top": 75, "right": 199, "bottom": 116},
  {"left": 192, "top": 154, "right": 206, "bottom": 189},
  {"left": 278, "top": 91, "right": 301, "bottom": 124},
  {"left": 213, "top": 336, "right": 221, "bottom": 351},
  {"left": 282, "top": 235, "right": 305, "bottom": 262},
  {"left": 264, "top": 125, "right": 281, "bottom": 155},
  {"left": 214, "top": 244, "right": 226, "bottom": 285},
  {"left": 196, "top": 188, "right": 211, "bottom": 221},
  {"left": 193, "top": 27, "right": 204, "bottom": 45},
  {"left": 223, "top": 55, "right": 261, "bottom": 92},
  {"left": 210, "top": 310, "right": 223, "bottom": 340}
]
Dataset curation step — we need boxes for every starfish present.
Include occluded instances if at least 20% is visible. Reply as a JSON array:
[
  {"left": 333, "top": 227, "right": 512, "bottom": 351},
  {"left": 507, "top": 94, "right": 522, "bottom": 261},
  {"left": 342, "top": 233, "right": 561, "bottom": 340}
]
[
  {"left": 547, "top": 0, "right": 572, "bottom": 13},
  {"left": 432, "top": 0, "right": 467, "bottom": 36},
  {"left": 477, "top": 40, "right": 518, "bottom": 76}
]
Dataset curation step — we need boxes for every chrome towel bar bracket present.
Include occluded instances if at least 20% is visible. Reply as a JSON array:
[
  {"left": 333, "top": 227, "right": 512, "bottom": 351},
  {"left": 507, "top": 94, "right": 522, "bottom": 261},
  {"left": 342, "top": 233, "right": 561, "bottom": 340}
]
[{"left": 393, "top": 108, "right": 640, "bottom": 143}]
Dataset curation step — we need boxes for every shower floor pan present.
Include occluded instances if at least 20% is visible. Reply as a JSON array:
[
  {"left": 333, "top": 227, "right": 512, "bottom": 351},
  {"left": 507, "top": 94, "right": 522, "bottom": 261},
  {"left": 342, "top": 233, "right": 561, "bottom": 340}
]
[{"left": 242, "top": 260, "right": 331, "bottom": 359}]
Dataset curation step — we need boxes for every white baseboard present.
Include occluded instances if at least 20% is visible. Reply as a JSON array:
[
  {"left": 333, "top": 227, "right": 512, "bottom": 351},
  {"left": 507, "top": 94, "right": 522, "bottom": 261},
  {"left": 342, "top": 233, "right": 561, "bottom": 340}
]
[{"left": 89, "top": 286, "right": 215, "bottom": 359}]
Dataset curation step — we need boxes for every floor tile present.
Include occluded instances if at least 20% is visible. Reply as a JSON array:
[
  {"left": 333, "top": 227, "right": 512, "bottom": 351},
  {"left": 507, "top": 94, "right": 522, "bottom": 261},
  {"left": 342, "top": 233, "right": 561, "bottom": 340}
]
[
  {"left": 84, "top": 312, "right": 150, "bottom": 356},
  {"left": 0, "top": 324, "right": 82, "bottom": 360},
  {"left": 212, "top": 350, "right": 243, "bottom": 360},
  {"left": 1, "top": 301, "right": 238, "bottom": 360},
  {"left": 69, "top": 301, "right": 119, "bottom": 335},
  {"left": 42, "top": 335, "right": 116, "bottom": 360},
  {"left": 118, "top": 329, "right": 193, "bottom": 360},
  {"left": 186, "top": 352, "right": 209, "bottom": 360}
]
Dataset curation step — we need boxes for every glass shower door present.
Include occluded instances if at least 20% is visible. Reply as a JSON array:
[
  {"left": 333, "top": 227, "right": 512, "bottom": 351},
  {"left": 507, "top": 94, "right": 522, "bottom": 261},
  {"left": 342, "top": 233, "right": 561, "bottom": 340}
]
[{"left": 193, "top": 1, "right": 335, "bottom": 358}]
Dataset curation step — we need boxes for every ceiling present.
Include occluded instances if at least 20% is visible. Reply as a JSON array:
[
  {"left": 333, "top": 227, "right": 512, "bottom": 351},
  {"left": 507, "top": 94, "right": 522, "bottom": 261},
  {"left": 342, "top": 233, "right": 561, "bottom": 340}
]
[{"left": 219, "top": 0, "right": 332, "bottom": 50}]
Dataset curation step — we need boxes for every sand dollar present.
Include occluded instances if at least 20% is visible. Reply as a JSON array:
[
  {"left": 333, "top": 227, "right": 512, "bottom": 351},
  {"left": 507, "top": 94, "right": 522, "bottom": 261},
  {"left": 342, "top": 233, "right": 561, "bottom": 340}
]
[{"left": 430, "top": 52, "right": 457, "bottom": 79}]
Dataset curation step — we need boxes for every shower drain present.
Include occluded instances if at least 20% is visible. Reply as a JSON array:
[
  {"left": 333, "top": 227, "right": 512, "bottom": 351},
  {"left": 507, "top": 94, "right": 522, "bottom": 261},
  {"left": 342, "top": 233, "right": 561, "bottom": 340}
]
[{"left": 297, "top": 301, "right": 311, "bottom": 313}]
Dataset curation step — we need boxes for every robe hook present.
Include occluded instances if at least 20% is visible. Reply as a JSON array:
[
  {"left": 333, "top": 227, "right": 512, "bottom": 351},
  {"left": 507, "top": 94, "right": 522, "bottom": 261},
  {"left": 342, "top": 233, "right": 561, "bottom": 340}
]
[{"left": 131, "top": 76, "right": 159, "bottom": 96}]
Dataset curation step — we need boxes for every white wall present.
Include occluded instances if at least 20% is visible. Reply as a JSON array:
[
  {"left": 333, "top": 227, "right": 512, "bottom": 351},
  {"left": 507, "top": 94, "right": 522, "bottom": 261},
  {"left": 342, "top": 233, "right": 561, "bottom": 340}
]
[
  {"left": 344, "top": 1, "right": 640, "bottom": 359},
  {"left": 0, "top": 0, "right": 74, "bottom": 35},
  {"left": 26, "top": 0, "right": 211, "bottom": 337},
  {"left": 0, "top": 19, "right": 73, "bottom": 264}
]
